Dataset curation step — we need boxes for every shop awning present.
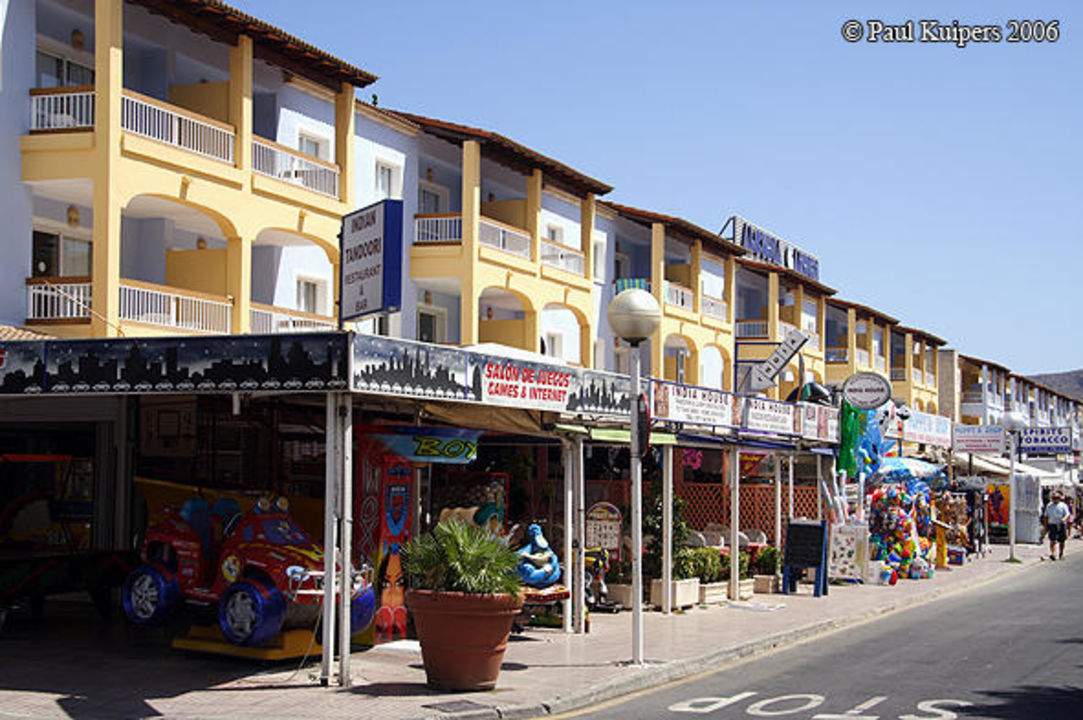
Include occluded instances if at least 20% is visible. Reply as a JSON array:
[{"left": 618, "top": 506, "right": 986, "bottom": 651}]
[
  {"left": 589, "top": 428, "right": 677, "bottom": 445},
  {"left": 952, "top": 452, "right": 1069, "bottom": 482}
]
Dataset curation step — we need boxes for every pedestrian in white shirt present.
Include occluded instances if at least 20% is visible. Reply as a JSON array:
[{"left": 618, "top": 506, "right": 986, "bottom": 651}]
[{"left": 1044, "top": 492, "right": 1071, "bottom": 561}]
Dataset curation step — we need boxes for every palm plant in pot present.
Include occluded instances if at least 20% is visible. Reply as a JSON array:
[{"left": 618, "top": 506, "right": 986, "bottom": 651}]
[{"left": 402, "top": 519, "right": 523, "bottom": 691}]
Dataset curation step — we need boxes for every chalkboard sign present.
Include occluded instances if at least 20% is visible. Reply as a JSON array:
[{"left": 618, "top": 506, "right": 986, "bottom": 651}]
[{"left": 784, "top": 520, "right": 828, "bottom": 568}]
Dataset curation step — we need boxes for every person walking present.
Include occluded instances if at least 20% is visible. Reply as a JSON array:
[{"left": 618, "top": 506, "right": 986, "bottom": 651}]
[{"left": 1043, "top": 491, "right": 1071, "bottom": 561}]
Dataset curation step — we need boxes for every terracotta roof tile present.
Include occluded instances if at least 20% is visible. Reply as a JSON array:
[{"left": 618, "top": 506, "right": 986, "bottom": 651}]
[
  {"left": 736, "top": 257, "right": 837, "bottom": 296},
  {"left": 897, "top": 325, "right": 947, "bottom": 347},
  {"left": 600, "top": 202, "right": 746, "bottom": 257},
  {"left": 826, "top": 297, "right": 899, "bottom": 325},
  {"left": 0, "top": 325, "right": 53, "bottom": 341}
]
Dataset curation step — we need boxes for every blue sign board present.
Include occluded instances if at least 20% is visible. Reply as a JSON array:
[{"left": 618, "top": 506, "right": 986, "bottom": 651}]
[
  {"left": 731, "top": 216, "right": 820, "bottom": 282},
  {"left": 340, "top": 199, "right": 403, "bottom": 322}
]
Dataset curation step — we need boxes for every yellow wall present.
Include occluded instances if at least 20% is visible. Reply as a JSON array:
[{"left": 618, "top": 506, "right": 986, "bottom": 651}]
[
  {"left": 168, "top": 82, "right": 230, "bottom": 124},
  {"left": 665, "top": 263, "right": 693, "bottom": 286},
  {"left": 166, "top": 249, "right": 228, "bottom": 296},
  {"left": 479, "top": 318, "right": 530, "bottom": 350},
  {"left": 481, "top": 199, "right": 527, "bottom": 230}
]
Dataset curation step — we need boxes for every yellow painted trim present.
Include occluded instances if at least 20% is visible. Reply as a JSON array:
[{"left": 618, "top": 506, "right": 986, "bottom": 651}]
[
  {"left": 121, "top": 134, "right": 245, "bottom": 187},
  {"left": 250, "top": 173, "right": 347, "bottom": 215},
  {"left": 479, "top": 245, "right": 538, "bottom": 275},
  {"left": 540, "top": 264, "right": 592, "bottom": 291}
]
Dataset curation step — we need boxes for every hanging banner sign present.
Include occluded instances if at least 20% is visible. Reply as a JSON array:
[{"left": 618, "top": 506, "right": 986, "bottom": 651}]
[
  {"left": 651, "top": 381, "right": 734, "bottom": 427},
  {"left": 340, "top": 199, "right": 403, "bottom": 322},
  {"left": 902, "top": 411, "right": 953, "bottom": 447},
  {"left": 738, "top": 396, "right": 796, "bottom": 436},
  {"left": 740, "top": 451, "right": 771, "bottom": 476},
  {"left": 1018, "top": 427, "right": 1072, "bottom": 455},
  {"left": 585, "top": 502, "right": 622, "bottom": 560},
  {"left": 801, "top": 403, "right": 840, "bottom": 443},
  {"left": 842, "top": 372, "right": 893, "bottom": 410},
  {"left": 367, "top": 426, "right": 482, "bottom": 464},
  {"left": 469, "top": 355, "right": 576, "bottom": 413},
  {"left": 953, "top": 424, "right": 1005, "bottom": 454}
]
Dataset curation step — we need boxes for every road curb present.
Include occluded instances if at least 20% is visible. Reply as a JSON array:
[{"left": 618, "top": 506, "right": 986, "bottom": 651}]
[{"left": 417, "top": 551, "right": 1043, "bottom": 720}]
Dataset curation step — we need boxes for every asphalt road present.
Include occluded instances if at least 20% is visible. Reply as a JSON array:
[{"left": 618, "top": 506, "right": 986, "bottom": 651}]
[{"left": 562, "top": 552, "right": 1082, "bottom": 720}]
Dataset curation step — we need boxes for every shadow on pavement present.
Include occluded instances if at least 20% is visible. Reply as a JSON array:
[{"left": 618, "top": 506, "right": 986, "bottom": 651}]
[
  {"left": 960, "top": 685, "right": 1083, "bottom": 719},
  {"left": 348, "top": 682, "right": 437, "bottom": 697}
]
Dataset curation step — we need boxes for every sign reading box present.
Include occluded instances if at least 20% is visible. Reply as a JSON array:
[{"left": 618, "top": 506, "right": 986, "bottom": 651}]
[
  {"left": 340, "top": 199, "right": 403, "bottom": 322},
  {"left": 1018, "top": 427, "right": 1072, "bottom": 455},
  {"left": 953, "top": 424, "right": 1005, "bottom": 454}
]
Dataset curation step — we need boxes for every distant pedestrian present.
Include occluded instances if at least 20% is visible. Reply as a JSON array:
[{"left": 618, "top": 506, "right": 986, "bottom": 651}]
[{"left": 1043, "top": 491, "right": 1071, "bottom": 561}]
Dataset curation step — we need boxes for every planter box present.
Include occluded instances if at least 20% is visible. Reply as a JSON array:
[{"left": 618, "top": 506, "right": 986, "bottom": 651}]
[
  {"left": 608, "top": 583, "right": 635, "bottom": 608},
  {"left": 698, "top": 581, "right": 727, "bottom": 605},
  {"left": 753, "top": 574, "right": 780, "bottom": 594},
  {"left": 650, "top": 577, "right": 700, "bottom": 610},
  {"left": 727, "top": 578, "right": 755, "bottom": 601}
]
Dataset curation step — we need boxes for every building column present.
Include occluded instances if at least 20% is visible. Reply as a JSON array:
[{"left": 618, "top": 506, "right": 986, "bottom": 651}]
[
  {"left": 526, "top": 169, "right": 542, "bottom": 263},
  {"left": 725, "top": 255, "right": 736, "bottom": 325},
  {"left": 904, "top": 332, "right": 915, "bottom": 396},
  {"left": 460, "top": 140, "right": 481, "bottom": 345},
  {"left": 691, "top": 239, "right": 702, "bottom": 314},
  {"left": 228, "top": 35, "right": 253, "bottom": 174},
  {"left": 980, "top": 364, "right": 990, "bottom": 425},
  {"left": 226, "top": 235, "right": 252, "bottom": 333},
  {"left": 580, "top": 192, "right": 595, "bottom": 279},
  {"left": 335, "top": 82, "right": 355, "bottom": 206},
  {"left": 579, "top": 319, "right": 593, "bottom": 370},
  {"left": 816, "top": 295, "right": 826, "bottom": 352},
  {"left": 793, "top": 284, "right": 805, "bottom": 337},
  {"left": 91, "top": 0, "right": 123, "bottom": 338},
  {"left": 767, "top": 272, "right": 780, "bottom": 340},
  {"left": 649, "top": 222, "right": 665, "bottom": 377}
]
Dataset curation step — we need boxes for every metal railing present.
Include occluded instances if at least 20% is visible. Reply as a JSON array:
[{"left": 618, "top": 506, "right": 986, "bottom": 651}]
[
  {"left": 250, "top": 305, "right": 336, "bottom": 334},
  {"left": 414, "top": 214, "right": 463, "bottom": 244},
  {"left": 874, "top": 355, "right": 886, "bottom": 371},
  {"left": 663, "top": 281, "right": 694, "bottom": 310},
  {"left": 119, "top": 280, "right": 231, "bottom": 334},
  {"left": 735, "top": 320, "right": 769, "bottom": 338},
  {"left": 778, "top": 320, "right": 799, "bottom": 338},
  {"left": 855, "top": 348, "right": 870, "bottom": 367},
  {"left": 29, "top": 87, "right": 95, "bottom": 131},
  {"left": 614, "top": 278, "right": 650, "bottom": 293},
  {"left": 912, "top": 368, "right": 923, "bottom": 385},
  {"left": 479, "top": 217, "right": 530, "bottom": 259},
  {"left": 252, "top": 138, "right": 339, "bottom": 198},
  {"left": 26, "top": 278, "right": 92, "bottom": 320},
  {"left": 701, "top": 294, "right": 727, "bottom": 320},
  {"left": 121, "top": 90, "right": 234, "bottom": 164},
  {"left": 825, "top": 347, "right": 849, "bottom": 363},
  {"left": 890, "top": 367, "right": 906, "bottom": 381},
  {"left": 540, "top": 240, "right": 585, "bottom": 275}
]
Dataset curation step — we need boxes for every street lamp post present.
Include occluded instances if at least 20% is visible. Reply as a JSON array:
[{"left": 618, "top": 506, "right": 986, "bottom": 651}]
[
  {"left": 607, "top": 289, "right": 661, "bottom": 666},
  {"left": 1001, "top": 411, "right": 1029, "bottom": 562}
]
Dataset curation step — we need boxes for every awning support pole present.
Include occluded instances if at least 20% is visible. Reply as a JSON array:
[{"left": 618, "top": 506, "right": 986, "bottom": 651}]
[
  {"left": 662, "top": 443, "right": 674, "bottom": 616},
  {"left": 728, "top": 448, "right": 741, "bottom": 602},
  {"left": 773, "top": 450, "right": 782, "bottom": 552},
  {"left": 562, "top": 439, "right": 574, "bottom": 632},
  {"left": 337, "top": 393, "right": 353, "bottom": 687},
  {"left": 816, "top": 454, "right": 824, "bottom": 521},
  {"left": 788, "top": 453, "right": 795, "bottom": 520},
  {"left": 573, "top": 436, "right": 586, "bottom": 634},
  {"left": 320, "top": 392, "right": 339, "bottom": 686}
]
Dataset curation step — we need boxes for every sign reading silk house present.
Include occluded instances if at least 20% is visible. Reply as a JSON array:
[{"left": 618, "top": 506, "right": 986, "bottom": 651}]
[{"left": 728, "top": 216, "right": 820, "bottom": 282}]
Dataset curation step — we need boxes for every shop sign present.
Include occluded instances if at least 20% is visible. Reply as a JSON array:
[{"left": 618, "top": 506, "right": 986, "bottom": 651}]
[
  {"left": 340, "top": 199, "right": 403, "bottom": 322},
  {"left": 953, "top": 424, "right": 1005, "bottom": 453},
  {"left": 585, "top": 502, "right": 622, "bottom": 559},
  {"left": 470, "top": 355, "right": 576, "bottom": 413},
  {"left": 841, "top": 372, "right": 892, "bottom": 410},
  {"left": 800, "top": 403, "right": 840, "bottom": 442},
  {"left": 370, "top": 426, "right": 483, "bottom": 464},
  {"left": 652, "top": 381, "right": 734, "bottom": 427},
  {"left": 739, "top": 451, "right": 770, "bottom": 476},
  {"left": 731, "top": 216, "right": 820, "bottom": 281},
  {"left": 738, "top": 396, "right": 796, "bottom": 436},
  {"left": 1018, "top": 427, "right": 1072, "bottom": 455},
  {"left": 902, "top": 411, "right": 953, "bottom": 447},
  {"left": 955, "top": 476, "right": 988, "bottom": 491}
]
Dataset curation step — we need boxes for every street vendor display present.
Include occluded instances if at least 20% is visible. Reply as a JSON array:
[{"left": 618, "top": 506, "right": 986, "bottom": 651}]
[{"left": 867, "top": 483, "right": 936, "bottom": 583}]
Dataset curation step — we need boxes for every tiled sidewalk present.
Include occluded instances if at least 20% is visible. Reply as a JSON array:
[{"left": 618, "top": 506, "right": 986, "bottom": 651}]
[{"left": 0, "top": 541, "right": 1056, "bottom": 720}]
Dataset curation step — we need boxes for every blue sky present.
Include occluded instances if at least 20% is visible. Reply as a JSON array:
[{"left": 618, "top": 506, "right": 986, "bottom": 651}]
[{"left": 233, "top": 1, "right": 1081, "bottom": 374}]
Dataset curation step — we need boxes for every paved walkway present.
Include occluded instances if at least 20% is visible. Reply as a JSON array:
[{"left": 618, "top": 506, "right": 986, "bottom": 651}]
[{"left": 0, "top": 541, "right": 1058, "bottom": 720}]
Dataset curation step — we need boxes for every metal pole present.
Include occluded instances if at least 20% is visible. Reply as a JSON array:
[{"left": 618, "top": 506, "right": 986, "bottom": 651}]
[
  {"left": 728, "top": 448, "right": 741, "bottom": 602},
  {"left": 1009, "top": 432, "right": 1017, "bottom": 561},
  {"left": 337, "top": 394, "right": 353, "bottom": 686},
  {"left": 574, "top": 436, "right": 586, "bottom": 634},
  {"left": 787, "top": 453, "right": 795, "bottom": 520},
  {"left": 562, "top": 440, "right": 574, "bottom": 633},
  {"left": 816, "top": 454, "right": 824, "bottom": 520},
  {"left": 629, "top": 342, "right": 644, "bottom": 664},
  {"left": 773, "top": 450, "right": 782, "bottom": 550},
  {"left": 320, "top": 393, "right": 339, "bottom": 686},
  {"left": 662, "top": 444, "right": 673, "bottom": 615}
]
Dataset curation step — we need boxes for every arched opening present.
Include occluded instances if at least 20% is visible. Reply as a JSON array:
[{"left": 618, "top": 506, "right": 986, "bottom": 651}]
[
  {"left": 540, "top": 302, "right": 589, "bottom": 365},
  {"left": 250, "top": 228, "right": 336, "bottom": 332},
  {"left": 478, "top": 287, "right": 536, "bottom": 353},
  {"left": 699, "top": 345, "right": 724, "bottom": 390},
  {"left": 663, "top": 334, "right": 698, "bottom": 385}
]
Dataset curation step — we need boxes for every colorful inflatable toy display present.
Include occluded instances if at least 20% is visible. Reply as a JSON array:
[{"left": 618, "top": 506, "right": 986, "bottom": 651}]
[
  {"left": 516, "top": 524, "right": 561, "bottom": 588},
  {"left": 867, "top": 484, "right": 936, "bottom": 583}
]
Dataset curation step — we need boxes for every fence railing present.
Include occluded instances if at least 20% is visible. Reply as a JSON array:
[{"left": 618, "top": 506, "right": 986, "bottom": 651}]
[
  {"left": 25, "top": 277, "right": 92, "bottom": 320},
  {"left": 825, "top": 347, "right": 849, "bottom": 363},
  {"left": 874, "top": 355, "right": 886, "bottom": 371},
  {"left": 701, "top": 294, "right": 727, "bottom": 320},
  {"left": 414, "top": 214, "right": 463, "bottom": 244},
  {"left": 250, "top": 304, "right": 336, "bottom": 334},
  {"left": 29, "top": 86, "right": 95, "bottom": 131},
  {"left": 479, "top": 217, "right": 530, "bottom": 259},
  {"left": 778, "top": 320, "right": 799, "bottom": 338},
  {"left": 855, "top": 348, "right": 870, "bottom": 367},
  {"left": 735, "top": 320, "right": 769, "bottom": 338},
  {"left": 912, "top": 368, "right": 923, "bottom": 385},
  {"left": 252, "top": 137, "right": 339, "bottom": 198},
  {"left": 663, "top": 281, "right": 694, "bottom": 310},
  {"left": 540, "top": 241, "right": 585, "bottom": 275},
  {"left": 119, "top": 280, "right": 231, "bottom": 334},
  {"left": 891, "top": 367, "right": 906, "bottom": 381},
  {"left": 121, "top": 90, "right": 234, "bottom": 164},
  {"left": 614, "top": 278, "right": 651, "bottom": 293}
]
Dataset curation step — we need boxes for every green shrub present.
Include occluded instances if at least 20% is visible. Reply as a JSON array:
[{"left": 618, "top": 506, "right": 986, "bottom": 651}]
[
  {"left": 719, "top": 550, "right": 751, "bottom": 580},
  {"left": 402, "top": 519, "right": 521, "bottom": 595},
  {"left": 688, "top": 547, "right": 722, "bottom": 583},
  {"left": 673, "top": 547, "right": 699, "bottom": 581},
  {"left": 753, "top": 546, "right": 780, "bottom": 576}
]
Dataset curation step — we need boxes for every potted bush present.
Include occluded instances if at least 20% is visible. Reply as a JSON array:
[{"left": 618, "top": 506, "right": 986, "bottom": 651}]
[
  {"left": 650, "top": 546, "right": 700, "bottom": 610},
  {"left": 692, "top": 547, "right": 727, "bottom": 605},
  {"left": 606, "top": 558, "right": 634, "bottom": 608},
  {"left": 402, "top": 520, "right": 523, "bottom": 691},
  {"left": 753, "top": 545, "right": 781, "bottom": 594},
  {"left": 721, "top": 550, "right": 754, "bottom": 601}
]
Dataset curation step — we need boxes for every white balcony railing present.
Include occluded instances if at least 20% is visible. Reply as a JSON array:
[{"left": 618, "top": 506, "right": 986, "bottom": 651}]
[
  {"left": 826, "top": 347, "right": 848, "bottom": 363},
  {"left": 778, "top": 320, "right": 799, "bottom": 338},
  {"left": 540, "top": 241, "right": 585, "bottom": 275},
  {"left": 26, "top": 278, "right": 92, "bottom": 320},
  {"left": 250, "top": 305, "right": 336, "bottom": 334},
  {"left": 414, "top": 214, "right": 463, "bottom": 244},
  {"left": 913, "top": 368, "right": 923, "bottom": 385},
  {"left": 252, "top": 138, "right": 339, "bottom": 198},
  {"left": 702, "top": 294, "right": 727, "bottom": 320},
  {"left": 121, "top": 90, "right": 234, "bottom": 164},
  {"left": 856, "top": 348, "right": 870, "bottom": 367},
  {"left": 874, "top": 355, "right": 886, "bottom": 371},
  {"left": 119, "top": 280, "right": 231, "bottom": 334},
  {"left": 735, "top": 320, "right": 769, "bottom": 338},
  {"left": 29, "top": 87, "right": 95, "bottom": 131},
  {"left": 479, "top": 217, "right": 530, "bottom": 259},
  {"left": 663, "top": 281, "right": 694, "bottom": 310}
]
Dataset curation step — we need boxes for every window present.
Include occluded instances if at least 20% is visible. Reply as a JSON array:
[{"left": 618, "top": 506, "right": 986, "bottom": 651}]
[
  {"left": 298, "top": 132, "right": 328, "bottom": 161},
  {"left": 296, "top": 278, "right": 321, "bottom": 314},
  {"left": 417, "top": 180, "right": 448, "bottom": 215},
  {"left": 376, "top": 162, "right": 395, "bottom": 199},
  {"left": 592, "top": 241, "right": 605, "bottom": 280},
  {"left": 417, "top": 306, "right": 446, "bottom": 344},
  {"left": 35, "top": 49, "right": 93, "bottom": 89},
  {"left": 546, "top": 225, "right": 564, "bottom": 244},
  {"left": 544, "top": 332, "right": 563, "bottom": 359},
  {"left": 32, "top": 229, "right": 91, "bottom": 277}
]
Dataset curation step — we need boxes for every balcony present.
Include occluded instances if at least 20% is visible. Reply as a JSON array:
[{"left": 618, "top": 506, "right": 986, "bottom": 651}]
[
  {"left": 778, "top": 320, "right": 798, "bottom": 337},
  {"left": 826, "top": 347, "right": 848, "bottom": 364},
  {"left": 663, "top": 281, "right": 694, "bottom": 310},
  {"left": 30, "top": 86, "right": 95, "bottom": 130},
  {"left": 414, "top": 214, "right": 463, "bottom": 244},
  {"left": 855, "top": 349, "right": 870, "bottom": 367},
  {"left": 874, "top": 355, "right": 886, "bottom": 372},
  {"left": 540, "top": 241, "right": 585, "bottom": 276},
  {"left": 614, "top": 278, "right": 651, "bottom": 293},
  {"left": 478, "top": 217, "right": 531, "bottom": 259},
  {"left": 701, "top": 294, "right": 727, "bottom": 321},
  {"left": 891, "top": 367, "right": 905, "bottom": 381},
  {"left": 250, "top": 304, "right": 336, "bottom": 333},
  {"left": 736, "top": 320, "right": 769, "bottom": 338},
  {"left": 26, "top": 277, "right": 92, "bottom": 321},
  {"left": 412, "top": 213, "right": 532, "bottom": 260},
  {"left": 962, "top": 391, "right": 984, "bottom": 404},
  {"left": 253, "top": 137, "right": 339, "bottom": 198},
  {"left": 913, "top": 368, "right": 923, "bottom": 385}
]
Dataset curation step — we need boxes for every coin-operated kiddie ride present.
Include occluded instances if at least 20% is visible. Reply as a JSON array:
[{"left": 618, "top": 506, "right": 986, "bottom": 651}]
[{"left": 123, "top": 495, "right": 375, "bottom": 659}]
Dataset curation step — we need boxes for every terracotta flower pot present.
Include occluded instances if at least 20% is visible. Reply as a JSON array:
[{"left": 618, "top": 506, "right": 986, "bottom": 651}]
[{"left": 406, "top": 589, "right": 524, "bottom": 691}]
